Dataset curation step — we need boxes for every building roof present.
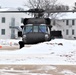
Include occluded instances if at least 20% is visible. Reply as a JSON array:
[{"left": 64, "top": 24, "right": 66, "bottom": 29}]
[
  {"left": 0, "top": 8, "right": 18, "bottom": 11},
  {"left": 0, "top": 8, "right": 32, "bottom": 18},
  {"left": 58, "top": 12, "right": 76, "bottom": 19},
  {"left": 48, "top": 12, "right": 76, "bottom": 20}
]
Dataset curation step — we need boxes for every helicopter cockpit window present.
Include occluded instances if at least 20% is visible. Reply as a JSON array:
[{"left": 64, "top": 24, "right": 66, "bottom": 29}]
[
  {"left": 24, "top": 24, "right": 47, "bottom": 33},
  {"left": 24, "top": 24, "right": 33, "bottom": 33},
  {"left": 39, "top": 24, "right": 47, "bottom": 33},
  {"left": 33, "top": 26, "right": 38, "bottom": 32}
]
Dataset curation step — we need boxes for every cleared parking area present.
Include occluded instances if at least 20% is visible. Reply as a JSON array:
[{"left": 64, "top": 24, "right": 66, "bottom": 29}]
[
  {"left": 0, "top": 65, "right": 76, "bottom": 75},
  {"left": 0, "top": 46, "right": 19, "bottom": 50}
]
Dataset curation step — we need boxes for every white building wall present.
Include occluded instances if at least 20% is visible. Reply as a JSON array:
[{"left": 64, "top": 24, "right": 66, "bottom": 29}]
[
  {"left": 51, "top": 19, "right": 65, "bottom": 38},
  {"left": 0, "top": 8, "right": 31, "bottom": 39},
  {"left": 63, "top": 19, "right": 76, "bottom": 39},
  {"left": 0, "top": 13, "right": 21, "bottom": 39},
  {"left": 51, "top": 19, "right": 76, "bottom": 40},
  {"left": 55, "top": 12, "right": 76, "bottom": 40}
]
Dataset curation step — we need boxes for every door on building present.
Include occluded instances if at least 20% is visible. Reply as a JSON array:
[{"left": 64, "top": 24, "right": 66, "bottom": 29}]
[
  {"left": 67, "top": 27, "right": 73, "bottom": 39},
  {"left": 11, "top": 18, "right": 15, "bottom": 39}
]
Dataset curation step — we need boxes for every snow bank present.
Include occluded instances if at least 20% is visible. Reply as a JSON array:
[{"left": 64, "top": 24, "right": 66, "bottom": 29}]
[{"left": 0, "top": 39, "right": 76, "bottom": 65}]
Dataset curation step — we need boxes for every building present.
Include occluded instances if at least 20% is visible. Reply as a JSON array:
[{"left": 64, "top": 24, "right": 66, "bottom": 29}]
[
  {"left": 0, "top": 8, "right": 31, "bottom": 39},
  {"left": 50, "top": 12, "right": 76, "bottom": 40}
]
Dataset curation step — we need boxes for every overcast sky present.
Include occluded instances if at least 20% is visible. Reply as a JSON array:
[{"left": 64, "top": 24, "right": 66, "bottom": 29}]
[{"left": 0, "top": 0, "right": 76, "bottom": 9}]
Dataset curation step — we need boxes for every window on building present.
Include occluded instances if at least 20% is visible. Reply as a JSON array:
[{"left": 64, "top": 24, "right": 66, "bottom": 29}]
[
  {"left": 66, "top": 20, "right": 69, "bottom": 25},
  {"left": 66, "top": 29, "right": 69, "bottom": 35},
  {"left": 72, "top": 29, "right": 74, "bottom": 35},
  {"left": 72, "top": 20, "right": 75, "bottom": 25},
  {"left": 21, "top": 18, "right": 24, "bottom": 23},
  {"left": 1, "top": 29, "right": 5, "bottom": 35},
  {"left": 2, "top": 17, "right": 5, "bottom": 23}
]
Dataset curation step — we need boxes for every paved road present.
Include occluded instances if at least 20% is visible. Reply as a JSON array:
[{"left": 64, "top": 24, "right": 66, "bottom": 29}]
[
  {"left": 0, "top": 65, "right": 76, "bottom": 75},
  {"left": 0, "top": 45, "right": 19, "bottom": 50},
  {"left": 0, "top": 45, "right": 31, "bottom": 50}
]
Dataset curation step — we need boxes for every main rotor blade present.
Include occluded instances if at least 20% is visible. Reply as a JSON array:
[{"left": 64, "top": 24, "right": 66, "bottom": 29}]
[
  {"left": 0, "top": 10, "right": 76, "bottom": 13},
  {"left": 45, "top": 10, "right": 76, "bottom": 13},
  {"left": 0, "top": 11, "right": 29, "bottom": 13},
  {"left": 0, "top": 9, "right": 44, "bottom": 13}
]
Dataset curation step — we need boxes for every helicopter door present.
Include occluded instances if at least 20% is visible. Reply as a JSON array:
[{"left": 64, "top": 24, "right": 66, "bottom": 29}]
[{"left": 10, "top": 18, "right": 15, "bottom": 39}]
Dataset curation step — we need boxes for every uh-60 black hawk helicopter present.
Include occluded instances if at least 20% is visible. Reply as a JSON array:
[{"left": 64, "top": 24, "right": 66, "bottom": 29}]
[
  {"left": 0, "top": 8, "right": 75, "bottom": 48},
  {"left": 18, "top": 8, "right": 63, "bottom": 48},
  {"left": 17, "top": 9, "right": 52, "bottom": 48}
]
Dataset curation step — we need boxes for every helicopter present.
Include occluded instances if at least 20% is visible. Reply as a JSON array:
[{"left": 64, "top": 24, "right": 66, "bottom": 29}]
[
  {"left": 18, "top": 18, "right": 52, "bottom": 48},
  {"left": 0, "top": 8, "right": 75, "bottom": 48},
  {"left": 17, "top": 8, "right": 63, "bottom": 48}
]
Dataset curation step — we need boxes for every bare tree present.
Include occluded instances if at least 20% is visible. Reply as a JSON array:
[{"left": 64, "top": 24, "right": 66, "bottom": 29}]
[
  {"left": 24, "top": 0, "right": 69, "bottom": 17},
  {"left": 24, "top": 0, "right": 59, "bottom": 11},
  {"left": 17, "top": 7, "right": 24, "bottom": 11},
  {"left": 73, "top": 2, "right": 76, "bottom": 10},
  {"left": 24, "top": 0, "right": 69, "bottom": 29}
]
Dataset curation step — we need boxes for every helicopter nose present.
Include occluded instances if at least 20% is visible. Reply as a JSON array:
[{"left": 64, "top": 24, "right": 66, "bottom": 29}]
[{"left": 26, "top": 33, "right": 45, "bottom": 44}]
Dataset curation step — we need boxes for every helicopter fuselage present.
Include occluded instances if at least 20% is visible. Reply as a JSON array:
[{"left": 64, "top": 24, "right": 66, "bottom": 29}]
[
  {"left": 18, "top": 18, "right": 51, "bottom": 48},
  {"left": 22, "top": 24, "right": 51, "bottom": 44}
]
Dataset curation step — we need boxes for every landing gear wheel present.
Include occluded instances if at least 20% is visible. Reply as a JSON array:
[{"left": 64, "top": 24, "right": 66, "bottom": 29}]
[{"left": 19, "top": 41, "right": 24, "bottom": 49}]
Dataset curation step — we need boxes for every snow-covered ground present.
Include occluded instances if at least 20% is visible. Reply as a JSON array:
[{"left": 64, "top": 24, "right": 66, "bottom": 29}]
[{"left": 0, "top": 39, "right": 76, "bottom": 65}]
